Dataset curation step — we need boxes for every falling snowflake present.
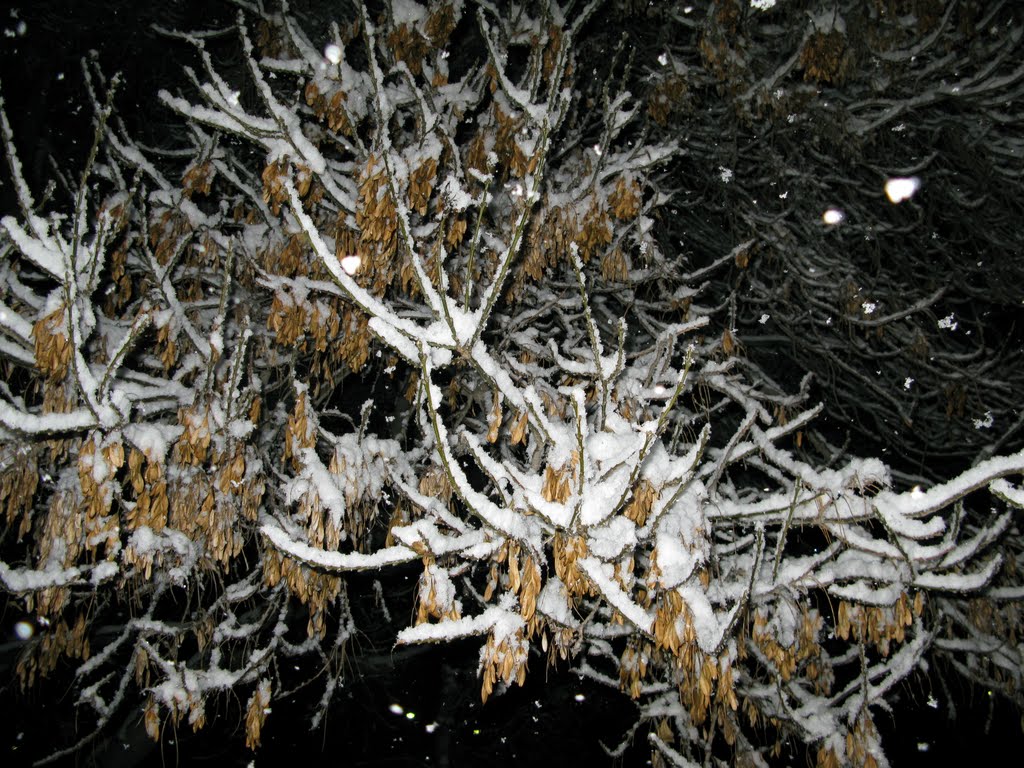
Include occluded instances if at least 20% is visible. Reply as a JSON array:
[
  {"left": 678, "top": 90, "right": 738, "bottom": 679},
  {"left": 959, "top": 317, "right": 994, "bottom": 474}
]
[
  {"left": 937, "top": 313, "right": 957, "bottom": 330},
  {"left": 340, "top": 255, "right": 361, "bottom": 275},
  {"left": 719, "top": 167, "right": 733, "bottom": 183},
  {"left": 862, "top": 301, "right": 877, "bottom": 315},
  {"left": 324, "top": 43, "right": 342, "bottom": 64},
  {"left": 904, "top": 377, "right": 914, "bottom": 390},
  {"left": 885, "top": 176, "right": 921, "bottom": 203},
  {"left": 973, "top": 411, "right": 994, "bottom": 430},
  {"left": 658, "top": 52, "right": 668, "bottom": 66},
  {"left": 759, "top": 313, "right": 770, "bottom": 324},
  {"left": 823, "top": 207, "right": 844, "bottom": 225},
  {"left": 750, "top": 0, "right": 777, "bottom": 9}
]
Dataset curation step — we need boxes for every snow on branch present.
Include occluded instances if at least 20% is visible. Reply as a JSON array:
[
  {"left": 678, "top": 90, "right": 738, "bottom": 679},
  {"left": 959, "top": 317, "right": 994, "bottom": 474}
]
[{"left": 260, "top": 519, "right": 418, "bottom": 571}]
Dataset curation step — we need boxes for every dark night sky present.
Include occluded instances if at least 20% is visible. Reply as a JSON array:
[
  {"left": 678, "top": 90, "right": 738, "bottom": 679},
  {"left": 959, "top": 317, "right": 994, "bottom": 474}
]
[{"left": 0, "top": 1, "right": 230, "bottom": 213}]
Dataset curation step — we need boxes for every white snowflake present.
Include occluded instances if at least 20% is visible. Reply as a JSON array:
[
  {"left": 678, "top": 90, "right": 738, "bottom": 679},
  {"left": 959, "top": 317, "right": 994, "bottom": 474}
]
[
  {"left": 340, "top": 255, "right": 361, "bottom": 275},
  {"left": 885, "top": 176, "right": 921, "bottom": 203},
  {"left": 938, "top": 313, "right": 957, "bottom": 330},
  {"left": 823, "top": 207, "right": 844, "bottom": 225},
  {"left": 719, "top": 167, "right": 733, "bottom": 183},
  {"left": 973, "top": 411, "right": 994, "bottom": 430},
  {"left": 324, "top": 43, "right": 342, "bottom": 64}
]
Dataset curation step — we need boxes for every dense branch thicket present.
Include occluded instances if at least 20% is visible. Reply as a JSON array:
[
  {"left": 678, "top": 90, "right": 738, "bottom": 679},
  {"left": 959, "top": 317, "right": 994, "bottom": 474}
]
[
  {"left": 634, "top": 0, "right": 1024, "bottom": 473},
  {"left": 1, "top": 1, "right": 1022, "bottom": 766}
]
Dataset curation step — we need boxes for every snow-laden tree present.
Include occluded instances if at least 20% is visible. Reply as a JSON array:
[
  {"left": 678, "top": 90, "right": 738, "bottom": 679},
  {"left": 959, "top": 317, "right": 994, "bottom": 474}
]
[{"left": 1, "top": 1, "right": 1022, "bottom": 765}]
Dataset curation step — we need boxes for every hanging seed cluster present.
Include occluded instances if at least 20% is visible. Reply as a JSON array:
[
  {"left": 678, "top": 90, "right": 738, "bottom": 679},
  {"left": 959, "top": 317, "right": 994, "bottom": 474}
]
[
  {"left": 553, "top": 533, "right": 595, "bottom": 599},
  {"left": 144, "top": 666, "right": 211, "bottom": 739},
  {"left": 76, "top": 433, "right": 122, "bottom": 556},
  {"left": 1, "top": 446, "right": 38, "bottom": 539},
  {"left": 327, "top": 437, "right": 392, "bottom": 553},
  {"left": 698, "top": 2, "right": 748, "bottom": 90},
  {"left": 834, "top": 591, "right": 924, "bottom": 656},
  {"left": 624, "top": 479, "right": 658, "bottom": 526},
  {"left": 33, "top": 307, "right": 72, "bottom": 383},
  {"left": 103, "top": 244, "right": 133, "bottom": 314},
  {"left": 181, "top": 161, "right": 214, "bottom": 198},
  {"left": 245, "top": 679, "right": 273, "bottom": 750},
  {"left": 387, "top": 22, "right": 432, "bottom": 76},
  {"left": 262, "top": 160, "right": 315, "bottom": 216},
  {"left": 479, "top": 626, "right": 529, "bottom": 703},
  {"left": 149, "top": 209, "right": 191, "bottom": 266},
  {"left": 619, "top": 639, "right": 653, "bottom": 699},
  {"left": 628, "top": 583, "right": 743, "bottom": 738},
  {"left": 800, "top": 30, "right": 854, "bottom": 85},
  {"left": 542, "top": 459, "right": 576, "bottom": 504},
  {"left": 492, "top": 106, "right": 540, "bottom": 179},
  {"left": 15, "top": 613, "right": 90, "bottom": 689},
  {"left": 478, "top": 539, "right": 570, "bottom": 687},
  {"left": 815, "top": 710, "right": 884, "bottom": 768},
  {"left": 269, "top": 392, "right": 395, "bottom": 637},
  {"left": 415, "top": 558, "right": 462, "bottom": 623},
  {"left": 747, "top": 606, "right": 827, "bottom": 685},
  {"left": 356, "top": 155, "right": 399, "bottom": 294},
  {"left": 647, "top": 73, "right": 689, "bottom": 126},
  {"left": 575, "top": 203, "right": 614, "bottom": 263},
  {"left": 407, "top": 157, "right": 438, "bottom": 216},
  {"left": 960, "top": 595, "right": 1023, "bottom": 693},
  {"left": 306, "top": 82, "right": 355, "bottom": 136}
]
